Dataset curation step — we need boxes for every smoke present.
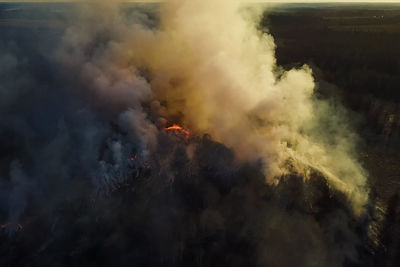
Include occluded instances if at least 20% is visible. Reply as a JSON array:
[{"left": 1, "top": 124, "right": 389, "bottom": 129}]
[
  {"left": 0, "top": 1, "right": 375, "bottom": 266},
  {"left": 65, "top": 0, "right": 368, "bottom": 214}
]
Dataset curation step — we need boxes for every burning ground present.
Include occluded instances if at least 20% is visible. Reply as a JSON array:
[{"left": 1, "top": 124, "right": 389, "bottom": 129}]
[{"left": 0, "top": 1, "right": 385, "bottom": 266}]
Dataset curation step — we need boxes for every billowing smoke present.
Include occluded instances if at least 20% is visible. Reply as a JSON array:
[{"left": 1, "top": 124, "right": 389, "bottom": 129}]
[
  {"left": 58, "top": 0, "right": 368, "bottom": 213},
  {"left": 0, "top": 1, "right": 375, "bottom": 266},
  {"left": 126, "top": 0, "right": 369, "bottom": 214}
]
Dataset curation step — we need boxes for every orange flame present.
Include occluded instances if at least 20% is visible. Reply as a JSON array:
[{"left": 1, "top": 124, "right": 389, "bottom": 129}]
[{"left": 165, "top": 124, "right": 190, "bottom": 140}]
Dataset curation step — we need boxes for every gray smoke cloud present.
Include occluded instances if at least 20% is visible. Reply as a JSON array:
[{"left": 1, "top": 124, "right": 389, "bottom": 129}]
[{"left": 0, "top": 1, "right": 376, "bottom": 267}]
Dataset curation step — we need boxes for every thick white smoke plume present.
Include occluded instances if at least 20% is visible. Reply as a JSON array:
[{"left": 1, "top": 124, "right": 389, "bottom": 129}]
[
  {"left": 0, "top": 2, "right": 383, "bottom": 265},
  {"left": 58, "top": 0, "right": 369, "bottom": 214}
]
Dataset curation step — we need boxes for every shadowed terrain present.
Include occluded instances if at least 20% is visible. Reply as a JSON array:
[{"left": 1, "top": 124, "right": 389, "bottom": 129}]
[{"left": 0, "top": 2, "right": 399, "bottom": 267}]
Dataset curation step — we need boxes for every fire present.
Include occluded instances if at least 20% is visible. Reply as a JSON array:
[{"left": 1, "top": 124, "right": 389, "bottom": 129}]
[{"left": 165, "top": 124, "right": 190, "bottom": 140}]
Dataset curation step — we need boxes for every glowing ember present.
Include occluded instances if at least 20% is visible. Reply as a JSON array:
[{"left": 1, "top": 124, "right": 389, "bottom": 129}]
[{"left": 165, "top": 124, "right": 190, "bottom": 140}]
